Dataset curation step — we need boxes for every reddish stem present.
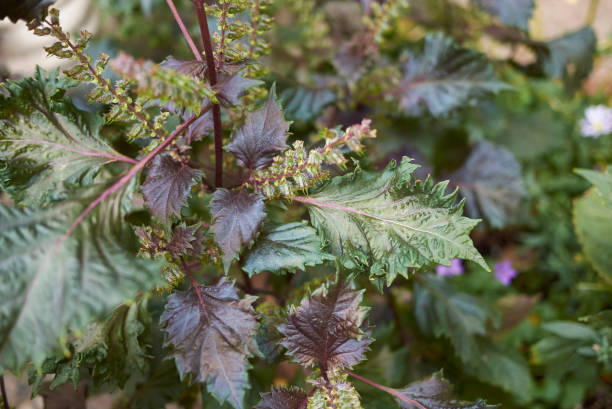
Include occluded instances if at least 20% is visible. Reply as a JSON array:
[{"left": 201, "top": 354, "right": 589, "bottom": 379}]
[
  {"left": 166, "top": 0, "right": 203, "bottom": 61},
  {"left": 193, "top": 0, "right": 223, "bottom": 188},
  {"left": 343, "top": 370, "right": 428, "bottom": 409},
  {"left": 181, "top": 258, "right": 210, "bottom": 320}
]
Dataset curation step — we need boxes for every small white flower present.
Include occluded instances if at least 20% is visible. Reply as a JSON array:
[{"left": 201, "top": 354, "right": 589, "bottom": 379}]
[{"left": 581, "top": 105, "right": 612, "bottom": 138}]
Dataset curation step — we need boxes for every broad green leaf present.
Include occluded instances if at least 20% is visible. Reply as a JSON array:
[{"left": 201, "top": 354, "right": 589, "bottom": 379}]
[
  {"left": 29, "top": 294, "right": 152, "bottom": 391},
  {"left": 0, "top": 184, "right": 165, "bottom": 373},
  {"left": 414, "top": 275, "right": 491, "bottom": 361},
  {"left": 300, "top": 157, "right": 488, "bottom": 285},
  {"left": 396, "top": 371, "right": 495, "bottom": 409},
  {"left": 399, "top": 33, "right": 509, "bottom": 117},
  {"left": 0, "top": 67, "right": 131, "bottom": 207},
  {"left": 242, "top": 222, "right": 333, "bottom": 276},
  {"left": 451, "top": 141, "right": 525, "bottom": 228},
  {"left": 160, "top": 278, "right": 259, "bottom": 409},
  {"left": 573, "top": 166, "right": 612, "bottom": 282},
  {"left": 280, "top": 85, "right": 336, "bottom": 122},
  {"left": 472, "top": 0, "right": 534, "bottom": 31},
  {"left": 535, "top": 27, "right": 596, "bottom": 89},
  {"left": 542, "top": 321, "right": 598, "bottom": 342}
]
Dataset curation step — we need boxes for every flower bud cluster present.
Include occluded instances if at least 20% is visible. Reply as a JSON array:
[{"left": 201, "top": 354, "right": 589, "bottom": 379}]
[
  {"left": 251, "top": 119, "right": 377, "bottom": 199},
  {"left": 307, "top": 369, "right": 362, "bottom": 409},
  {"left": 29, "top": 9, "right": 167, "bottom": 141},
  {"left": 365, "top": 0, "right": 410, "bottom": 43}
]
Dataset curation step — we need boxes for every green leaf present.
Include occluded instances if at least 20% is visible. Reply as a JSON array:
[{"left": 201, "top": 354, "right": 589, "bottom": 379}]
[
  {"left": 413, "top": 275, "right": 491, "bottom": 361},
  {"left": 396, "top": 371, "right": 495, "bottom": 409},
  {"left": 542, "top": 321, "right": 598, "bottom": 342},
  {"left": 0, "top": 67, "right": 130, "bottom": 207},
  {"left": 29, "top": 294, "right": 152, "bottom": 391},
  {"left": 535, "top": 27, "right": 596, "bottom": 89},
  {"left": 573, "top": 166, "right": 612, "bottom": 282},
  {"left": 300, "top": 157, "right": 488, "bottom": 285},
  {"left": 0, "top": 183, "right": 164, "bottom": 373},
  {"left": 451, "top": 141, "right": 525, "bottom": 228},
  {"left": 280, "top": 85, "right": 336, "bottom": 122},
  {"left": 472, "top": 0, "right": 534, "bottom": 31},
  {"left": 242, "top": 222, "right": 334, "bottom": 276},
  {"left": 399, "top": 33, "right": 509, "bottom": 117}
]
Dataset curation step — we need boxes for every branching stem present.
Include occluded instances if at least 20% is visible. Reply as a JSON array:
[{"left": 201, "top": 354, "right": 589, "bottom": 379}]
[
  {"left": 193, "top": 0, "right": 223, "bottom": 188},
  {"left": 343, "top": 369, "right": 427, "bottom": 409}
]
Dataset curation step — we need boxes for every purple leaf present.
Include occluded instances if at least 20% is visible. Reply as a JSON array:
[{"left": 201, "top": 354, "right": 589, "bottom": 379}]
[
  {"left": 141, "top": 154, "right": 202, "bottom": 221},
  {"left": 279, "top": 282, "right": 372, "bottom": 371},
  {"left": 161, "top": 56, "right": 207, "bottom": 79},
  {"left": 160, "top": 278, "right": 258, "bottom": 409},
  {"left": 210, "top": 188, "right": 266, "bottom": 270},
  {"left": 166, "top": 224, "right": 205, "bottom": 258},
  {"left": 226, "top": 87, "right": 291, "bottom": 170},
  {"left": 0, "top": 0, "right": 56, "bottom": 23},
  {"left": 215, "top": 73, "right": 262, "bottom": 107},
  {"left": 256, "top": 387, "right": 308, "bottom": 409},
  {"left": 396, "top": 371, "right": 495, "bottom": 409}
]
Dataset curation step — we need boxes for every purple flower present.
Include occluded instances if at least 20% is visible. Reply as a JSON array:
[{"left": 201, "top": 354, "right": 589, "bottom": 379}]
[
  {"left": 494, "top": 260, "right": 517, "bottom": 286},
  {"left": 580, "top": 105, "right": 612, "bottom": 138},
  {"left": 436, "top": 259, "right": 464, "bottom": 277}
]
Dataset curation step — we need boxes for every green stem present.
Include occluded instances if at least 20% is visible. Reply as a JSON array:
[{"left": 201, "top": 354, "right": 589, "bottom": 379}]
[{"left": 586, "top": 0, "right": 600, "bottom": 25}]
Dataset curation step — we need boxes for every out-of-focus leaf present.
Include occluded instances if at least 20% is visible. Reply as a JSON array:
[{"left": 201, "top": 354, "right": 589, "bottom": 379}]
[
  {"left": 414, "top": 275, "right": 491, "bottom": 361},
  {"left": 255, "top": 387, "right": 308, "bottom": 409},
  {"left": 0, "top": 0, "right": 55, "bottom": 23},
  {"left": 160, "top": 278, "right": 259, "bottom": 409},
  {"left": 542, "top": 321, "right": 598, "bottom": 342},
  {"left": 495, "top": 294, "right": 539, "bottom": 335},
  {"left": 472, "top": 0, "right": 534, "bottom": 31},
  {"left": 535, "top": 27, "right": 596, "bottom": 89},
  {"left": 395, "top": 371, "right": 495, "bottom": 409},
  {"left": 0, "top": 68, "right": 126, "bottom": 206},
  {"left": 280, "top": 85, "right": 336, "bottom": 121},
  {"left": 573, "top": 166, "right": 612, "bottom": 282},
  {"left": 280, "top": 281, "right": 372, "bottom": 370},
  {"left": 255, "top": 302, "right": 285, "bottom": 363},
  {"left": 451, "top": 141, "right": 525, "bottom": 228},
  {"left": 141, "top": 154, "right": 202, "bottom": 221},
  {"left": 226, "top": 87, "right": 291, "bottom": 170},
  {"left": 0, "top": 183, "right": 164, "bottom": 373},
  {"left": 210, "top": 188, "right": 266, "bottom": 270},
  {"left": 242, "top": 222, "right": 333, "bottom": 276},
  {"left": 301, "top": 157, "right": 487, "bottom": 286},
  {"left": 399, "top": 33, "right": 508, "bottom": 117}
]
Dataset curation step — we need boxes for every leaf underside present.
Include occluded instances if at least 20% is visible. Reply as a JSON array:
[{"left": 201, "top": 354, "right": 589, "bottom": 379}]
[
  {"left": 302, "top": 157, "right": 488, "bottom": 286},
  {"left": 472, "top": 0, "right": 534, "bottom": 31},
  {"left": 160, "top": 278, "right": 258, "bottom": 409}
]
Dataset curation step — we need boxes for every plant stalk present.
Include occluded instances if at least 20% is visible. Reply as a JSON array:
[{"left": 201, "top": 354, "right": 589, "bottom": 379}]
[
  {"left": 0, "top": 375, "right": 8, "bottom": 409},
  {"left": 193, "top": 0, "right": 223, "bottom": 188},
  {"left": 586, "top": 0, "right": 600, "bottom": 25},
  {"left": 343, "top": 369, "right": 427, "bottom": 409},
  {"left": 166, "top": 0, "right": 202, "bottom": 61}
]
